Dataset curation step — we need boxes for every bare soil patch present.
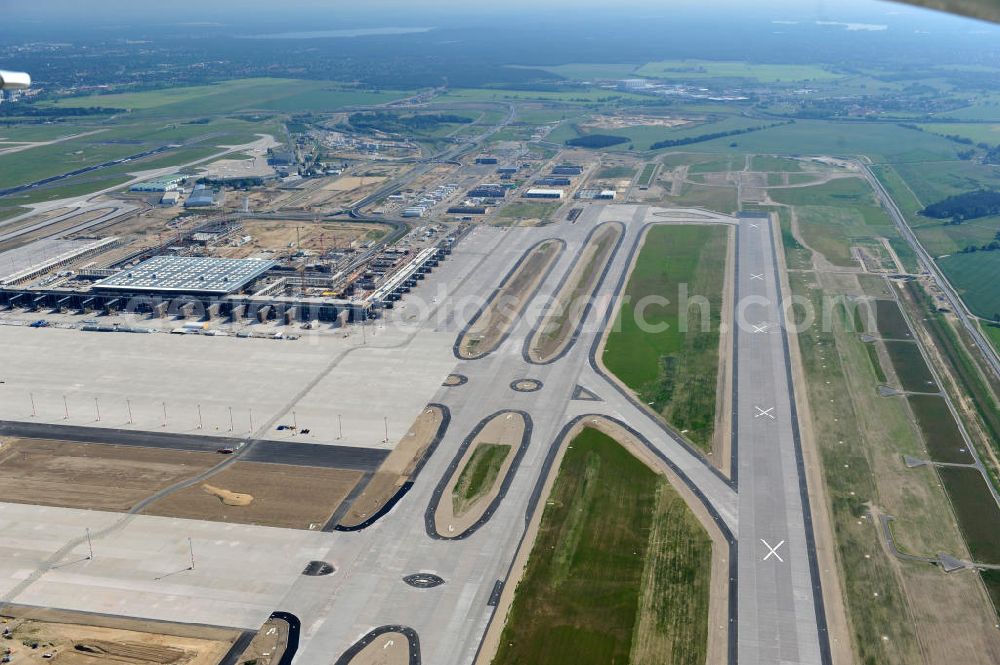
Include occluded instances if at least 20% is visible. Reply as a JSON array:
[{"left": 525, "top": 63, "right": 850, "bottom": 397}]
[
  {"left": 0, "top": 609, "right": 236, "bottom": 665},
  {"left": 458, "top": 240, "right": 563, "bottom": 358},
  {"left": 0, "top": 439, "right": 217, "bottom": 512},
  {"left": 343, "top": 631, "right": 410, "bottom": 665},
  {"left": 143, "top": 461, "right": 361, "bottom": 530},
  {"left": 323, "top": 175, "right": 386, "bottom": 192},
  {"left": 232, "top": 615, "right": 289, "bottom": 665},
  {"left": 582, "top": 115, "right": 691, "bottom": 130},
  {"left": 443, "top": 374, "right": 467, "bottom": 387},
  {"left": 528, "top": 222, "right": 623, "bottom": 362},
  {"left": 214, "top": 218, "right": 385, "bottom": 258},
  {"left": 339, "top": 406, "right": 445, "bottom": 528}
]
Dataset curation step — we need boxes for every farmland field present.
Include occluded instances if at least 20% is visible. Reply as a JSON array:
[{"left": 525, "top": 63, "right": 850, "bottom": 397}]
[
  {"left": 492, "top": 427, "right": 710, "bottom": 665},
  {"left": 43, "top": 78, "right": 413, "bottom": 117},
  {"left": 665, "top": 120, "right": 961, "bottom": 163},
  {"left": 939, "top": 252, "right": 1000, "bottom": 319},
  {"left": 883, "top": 341, "right": 938, "bottom": 392},
  {"left": 917, "top": 122, "right": 1000, "bottom": 145},
  {"left": 636, "top": 60, "right": 842, "bottom": 83},
  {"left": 603, "top": 224, "right": 728, "bottom": 451},
  {"left": 0, "top": 116, "right": 279, "bottom": 191},
  {"left": 907, "top": 395, "right": 973, "bottom": 464}
]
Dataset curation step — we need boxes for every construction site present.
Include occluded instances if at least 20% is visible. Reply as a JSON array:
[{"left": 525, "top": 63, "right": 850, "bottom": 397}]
[{"left": 0, "top": 203, "right": 462, "bottom": 327}]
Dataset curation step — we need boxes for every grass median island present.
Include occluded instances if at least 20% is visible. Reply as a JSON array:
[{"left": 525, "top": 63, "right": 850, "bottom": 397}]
[
  {"left": 492, "top": 427, "right": 710, "bottom": 665},
  {"left": 603, "top": 225, "right": 727, "bottom": 452},
  {"left": 452, "top": 443, "right": 512, "bottom": 517}
]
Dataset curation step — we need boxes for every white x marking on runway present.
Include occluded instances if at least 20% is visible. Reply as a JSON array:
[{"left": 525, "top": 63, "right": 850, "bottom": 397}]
[
  {"left": 750, "top": 272, "right": 765, "bottom": 281},
  {"left": 761, "top": 539, "right": 785, "bottom": 562},
  {"left": 752, "top": 323, "right": 769, "bottom": 333},
  {"left": 754, "top": 406, "right": 775, "bottom": 419},
  {"left": 749, "top": 223, "right": 759, "bottom": 229}
]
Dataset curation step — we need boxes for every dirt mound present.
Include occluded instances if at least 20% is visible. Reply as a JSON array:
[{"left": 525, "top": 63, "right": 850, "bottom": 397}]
[
  {"left": 74, "top": 641, "right": 187, "bottom": 664},
  {"left": 202, "top": 484, "right": 253, "bottom": 506}
]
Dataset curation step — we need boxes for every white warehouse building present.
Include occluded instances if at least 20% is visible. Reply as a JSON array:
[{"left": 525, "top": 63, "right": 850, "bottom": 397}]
[{"left": 524, "top": 188, "right": 564, "bottom": 200}]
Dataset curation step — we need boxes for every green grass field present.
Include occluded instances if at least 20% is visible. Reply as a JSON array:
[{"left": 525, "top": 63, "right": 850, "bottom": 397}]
[
  {"left": 452, "top": 443, "right": 511, "bottom": 516},
  {"left": 983, "top": 322, "right": 1000, "bottom": 355},
  {"left": 909, "top": 216, "right": 1000, "bottom": 256},
  {"left": 659, "top": 120, "right": 961, "bottom": 163},
  {"left": 495, "top": 201, "right": 561, "bottom": 223},
  {"left": 440, "top": 87, "right": 650, "bottom": 105},
  {"left": 892, "top": 159, "right": 1000, "bottom": 210},
  {"left": 751, "top": 155, "right": 803, "bottom": 172},
  {"left": 515, "top": 107, "right": 587, "bottom": 124},
  {"left": 768, "top": 177, "right": 896, "bottom": 268},
  {"left": 0, "top": 124, "right": 98, "bottom": 142},
  {"left": 0, "top": 116, "right": 277, "bottom": 193},
  {"left": 44, "top": 78, "right": 412, "bottom": 117},
  {"left": 515, "top": 63, "right": 643, "bottom": 80},
  {"left": 671, "top": 182, "right": 739, "bottom": 214},
  {"left": 638, "top": 162, "right": 658, "bottom": 185},
  {"left": 917, "top": 122, "right": 1000, "bottom": 145},
  {"left": 603, "top": 225, "right": 728, "bottom": 451},
  {"left": 939, "top": 252, "right": 1000, "bottom": 319},
  {"left": 636, "top": 60, "right": 841, "bottom": 83},
  {"left": 787, "top": 274, "right": 925, "bottom": 664},
  {"left": 686, "top": 153, "right": 744, "bottom": 174},
  {"left": 596, "top": 166, "right": 635, "bottom": 179},
  {"left": 492, "top": 427, "right": 710, "bottom": 665},
  {"left": 550, "top": 116, "right": 767, "bottom": 152}
]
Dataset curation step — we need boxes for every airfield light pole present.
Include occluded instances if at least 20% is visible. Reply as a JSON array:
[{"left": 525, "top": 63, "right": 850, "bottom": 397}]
[
  {"left": 85, "top": 528, "right": 94, "bottom": 559},
  {"left": 126, "top": 399, "right": 133, "bottom": 424},
  {"left": 293, "top": 410, "right": 297, "bottom": 431},
  {"left": 338, "top": 414, "right": 343, "bottom": 440},
  {"left": 228, "top": 406, "right": 234, "bottom": 432},
  {"left": 29, "top": 392, "right": 35, "bottom": 417},
  {"left": 162, "top": 401, "right": 167, "bottom": 428},
  {"left": 197, "top": 404, "right": 203, "bottom": 430},
  {"left": 63, "top": 395, "right": 69, "bottom": 420},
  {"left": 188, "top": 538, "right": 195, "bottom": 570},
  {"left": 383, "top": 416, "right": 389, "bottom": 443},
  {"left": 249, "top": 408, "right": 254, "bottom": 433},
  {"left": 94, "top": 397, "right": 101, "bottom": 422}
]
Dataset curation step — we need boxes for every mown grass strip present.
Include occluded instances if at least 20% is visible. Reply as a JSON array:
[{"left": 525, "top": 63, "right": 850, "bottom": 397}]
[
  {"left": 603, "top": 225, "right": 727, "bottom": 451},
  {"left": 452, "top": 443, "right": 510, "bottom": 517},
  {"left": 492, "top": 427, "right": 710, "bottom": 665}
]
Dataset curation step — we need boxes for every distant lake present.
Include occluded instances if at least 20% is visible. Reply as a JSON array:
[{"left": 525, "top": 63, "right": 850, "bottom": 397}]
[{"left": 239, "top": 27, "right": 433, "bottom": 40}]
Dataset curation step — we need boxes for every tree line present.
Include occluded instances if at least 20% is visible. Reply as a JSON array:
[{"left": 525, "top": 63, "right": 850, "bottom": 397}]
[{"left": 922, "top": 190, "right": 1000, "bottom": 223}]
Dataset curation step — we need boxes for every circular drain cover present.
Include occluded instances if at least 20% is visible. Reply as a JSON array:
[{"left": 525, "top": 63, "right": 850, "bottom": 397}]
[
  {"left": 303, "top": 561, "right": 336, "bottom": 576},
  {"left": 510, "top": 378, "right": 542, "bottom": 393},
  {"left": 403, "top": 573, "right": 445, "bottom": 589}
]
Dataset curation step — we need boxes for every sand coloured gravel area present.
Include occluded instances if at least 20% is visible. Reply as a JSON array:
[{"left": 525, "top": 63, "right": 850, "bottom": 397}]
[
  {"left": 342, "top": 632, "right": 410, "bottom": 665},
  {"left": 339, "top": 406, "right": 445, "bottom": 528},
  {"left": 458, "top": 240, "right": 563, "bottom": 359}
]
